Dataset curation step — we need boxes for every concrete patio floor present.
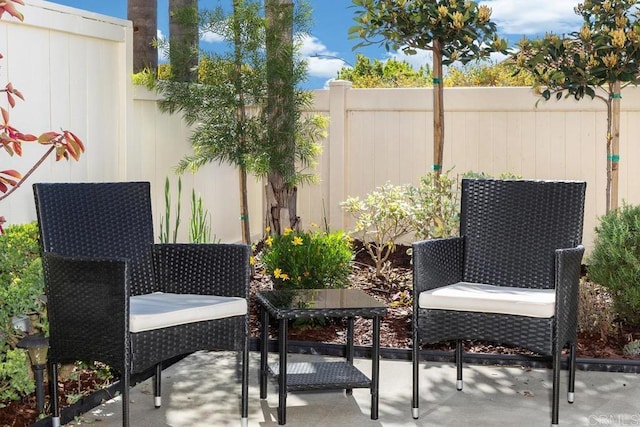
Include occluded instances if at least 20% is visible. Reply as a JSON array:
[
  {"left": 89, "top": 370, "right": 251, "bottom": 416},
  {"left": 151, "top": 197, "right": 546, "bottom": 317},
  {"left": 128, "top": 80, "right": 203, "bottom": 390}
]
[{"left": 64, "top": 351, "right": 640, "bottom": 427}]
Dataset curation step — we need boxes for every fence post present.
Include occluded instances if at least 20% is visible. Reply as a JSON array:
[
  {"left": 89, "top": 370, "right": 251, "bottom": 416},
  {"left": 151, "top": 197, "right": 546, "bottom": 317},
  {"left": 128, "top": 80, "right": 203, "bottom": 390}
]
[{"left": 328, "top": 80, "right": 352, "bottom": 231}]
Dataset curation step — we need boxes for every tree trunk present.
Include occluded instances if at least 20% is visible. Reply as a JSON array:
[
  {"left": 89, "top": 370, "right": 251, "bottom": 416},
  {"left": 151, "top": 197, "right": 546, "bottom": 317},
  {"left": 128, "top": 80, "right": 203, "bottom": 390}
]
[
  {"left": 128, "top": 0, "right": 158, "bottom": 73},
  {"left": 169, "top": 0, "right": 198, "bottom": 82},
  {"left": 265, "top": 0, "right": 298, "bottom": 235},
  {"left": 233, "top": 0, "right": 251, "bottom": 245},
  {"left": 432, "top": 39, "right": 444, "bottom": 177},
  {"left": 610, "top": 80, "right": 621, "bottom": 211}
]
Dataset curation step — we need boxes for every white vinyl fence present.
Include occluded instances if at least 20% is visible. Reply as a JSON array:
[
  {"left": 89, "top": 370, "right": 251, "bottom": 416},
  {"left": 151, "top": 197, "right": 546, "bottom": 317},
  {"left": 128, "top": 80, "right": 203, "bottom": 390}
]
[{"left": 6, "top": 1, "right": 640, "bottom": 251}]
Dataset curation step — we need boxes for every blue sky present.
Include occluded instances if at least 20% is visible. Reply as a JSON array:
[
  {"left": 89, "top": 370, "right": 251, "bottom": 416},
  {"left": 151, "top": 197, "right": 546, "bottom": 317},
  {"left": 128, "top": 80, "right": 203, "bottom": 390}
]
[{"left": 45, "top": 0, "right": 584, "bottom": 89}]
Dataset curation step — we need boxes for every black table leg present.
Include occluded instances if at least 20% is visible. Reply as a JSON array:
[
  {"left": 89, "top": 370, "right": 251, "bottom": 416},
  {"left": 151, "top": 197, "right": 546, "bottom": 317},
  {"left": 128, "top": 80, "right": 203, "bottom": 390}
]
[
  {"left": 371, "top": 315, "right": 381, "bottom": 420},
  {"left": 346, "top": 317, "right": 354, "bottom": 395},
  {"left": 278, "top": 318, "right": 288, "bottom": 425},
  {"left": 260, "top": 307, "right": 269, "bottom": 399}
]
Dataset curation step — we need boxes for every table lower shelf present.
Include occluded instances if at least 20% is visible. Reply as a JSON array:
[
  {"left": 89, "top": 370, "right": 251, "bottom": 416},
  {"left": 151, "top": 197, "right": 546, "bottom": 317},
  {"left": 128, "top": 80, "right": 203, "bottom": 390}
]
[{"left": 268, "top": 361, "right": 371, "bottom": 392}]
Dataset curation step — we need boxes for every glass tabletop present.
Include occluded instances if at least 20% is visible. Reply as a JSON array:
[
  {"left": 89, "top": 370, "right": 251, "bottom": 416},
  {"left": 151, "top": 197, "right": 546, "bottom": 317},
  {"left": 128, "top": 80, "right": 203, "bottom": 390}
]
[{"left": 257, "top": 288, "right": 386, "bottom": 312}]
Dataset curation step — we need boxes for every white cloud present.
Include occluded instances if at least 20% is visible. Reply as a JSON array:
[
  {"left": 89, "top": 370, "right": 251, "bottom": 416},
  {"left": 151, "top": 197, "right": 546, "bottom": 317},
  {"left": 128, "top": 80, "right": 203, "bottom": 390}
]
[
  {"left": 298, "top": 34, "right": 349, "bottom": 79},
  {"left": 388, "top": 48, "right": 433, "bottom": 69},
  {"left": 481, "top": 0, "right": 582, "bottom": 35},
  {"left": 201, "top": 30, "right": 224, "bottom": 44}
]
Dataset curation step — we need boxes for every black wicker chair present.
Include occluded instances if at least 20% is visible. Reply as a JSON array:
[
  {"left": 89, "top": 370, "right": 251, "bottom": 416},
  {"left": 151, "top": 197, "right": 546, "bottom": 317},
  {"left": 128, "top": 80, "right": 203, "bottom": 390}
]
[
  {"left": 411, "top": 178, "right": 586, "bottom": 427},
  {"left": 33, "top": 182, "right": 250, "bottom": 427}
]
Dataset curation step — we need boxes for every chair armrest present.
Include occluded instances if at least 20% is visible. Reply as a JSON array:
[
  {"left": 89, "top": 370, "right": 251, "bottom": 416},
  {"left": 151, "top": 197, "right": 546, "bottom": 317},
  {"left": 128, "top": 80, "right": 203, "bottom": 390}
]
[
  {"left": 554, "top": 245, "right": 585, "bottom": 345},
  {"left": 412, "top": 237, "right": 465, "bottom": 294},
  {"left": 42, "top": 253, "right": 129, "bottom": 371},
  {"left": 152, "top": 243, "right": 250, "bottom": 298}
]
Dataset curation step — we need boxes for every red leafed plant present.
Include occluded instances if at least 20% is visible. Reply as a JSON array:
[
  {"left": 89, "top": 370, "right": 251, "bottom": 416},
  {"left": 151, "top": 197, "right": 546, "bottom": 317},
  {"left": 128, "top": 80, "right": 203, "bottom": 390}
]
[{"left": 0, "top": 0, "right": 85, "bottom": 226}]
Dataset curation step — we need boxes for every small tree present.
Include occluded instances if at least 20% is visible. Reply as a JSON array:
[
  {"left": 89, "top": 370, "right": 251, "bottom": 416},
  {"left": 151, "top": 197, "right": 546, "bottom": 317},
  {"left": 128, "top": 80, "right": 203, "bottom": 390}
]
[
  {"left": 513, "top": 0, "right": 640, "bottom": 212},
  {"left": 350, "top": 0, "right": 506, "bottom": 175},
  {"left": 155, "top": 0, "right": 325, "bottom": 243},
  {"left": 264, "top": 0, "right": 326, "bottom": 235}
]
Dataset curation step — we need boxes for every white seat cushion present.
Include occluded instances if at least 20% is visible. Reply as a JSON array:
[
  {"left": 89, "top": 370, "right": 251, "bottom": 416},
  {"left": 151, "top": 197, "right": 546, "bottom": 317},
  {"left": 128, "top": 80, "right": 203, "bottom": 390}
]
[
  {"left": 418, "top": 282, "right": 555, "bottom": 318},
  {"left": 129, "top": 292, "right": 247, "bottom": 333}
]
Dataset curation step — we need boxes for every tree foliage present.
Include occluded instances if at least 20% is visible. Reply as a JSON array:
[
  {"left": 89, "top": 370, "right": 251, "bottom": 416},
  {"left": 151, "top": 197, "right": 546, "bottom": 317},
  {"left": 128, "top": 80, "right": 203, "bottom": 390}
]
[
  {"left": 512, "top": 0, "right": 640, "bottom": 211},
  {"left": 444, "top": 60, "right": 535, "bottom": 87},
  {"left": 154, "top": 0, "right": 325, "bottom": 241},
  {"left": 349, "top": 0, "right": 507, "bottom": 174},
  {"left": 336, "top": 53, "right": 431, "bottom": 87},
  {"left": 350, "top": 0, "right": 506, "bottom": 65}
]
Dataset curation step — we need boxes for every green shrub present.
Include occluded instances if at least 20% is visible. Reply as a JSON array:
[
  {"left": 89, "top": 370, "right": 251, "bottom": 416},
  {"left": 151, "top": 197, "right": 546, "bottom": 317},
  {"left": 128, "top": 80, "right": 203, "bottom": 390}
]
[
  {"left": 0, "top": 341, "right": 34, "bottom": 404},
  {"left": 261, "top": 225, "right": 353, "bottom": 290},
  {"left": 587, "top": 203, "right": 640, "bottom": 327},
  {"left": 0, "top": 223, "right": 45, "bottom": 405},
  {"left": 406, "top": 170, "right": 460, "bottom": 240},
  {"left": 0, "top": 223, "right": 45, "bottom": 344},
  {"left": 341, "top": 182, "right": 414, "bottom": 276}
]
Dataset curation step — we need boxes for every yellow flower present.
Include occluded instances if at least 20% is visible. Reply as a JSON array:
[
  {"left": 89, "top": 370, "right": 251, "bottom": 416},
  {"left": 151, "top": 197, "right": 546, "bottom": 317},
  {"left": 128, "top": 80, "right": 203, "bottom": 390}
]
[
  {"left": 437, "top": 5, "right": 448, "bottom": 19},
  {"left": 310, "top": 222, "right": 318, "bottom": 228},
  {"left": 265, "top": 226, "right": 271, "bottom": 233},
  {"left": 265, "top": 236, "right": 273, "bottom": 247},
  {"left": 610, "top": 28, "right": 626, "bottom": 49},
  {"left": 602, "top": 52, "right": 618, "bottom": 68},
  {"left": 451, "top": 11, "right": 464, "bottom": 30},
  {"left": 477, "top": 5, "right": 491, "bottom": 23},
  {"left": 249, "top": 256, "right": 255, "bottom": 266},
  {"left": 616, "top": 15, "right": 628, "bottom": 29},
  {"left": 283, "top": 227, "right": 293, "bottom": 236},
  {"left": 273, "top": 268, "right": 290, "bottom": 280},
  {"left": 580, "top": 24, "right": 591, "bottom": 41},
  {"left": 292, "top": 236, "right": 304, "bottom": 246}
]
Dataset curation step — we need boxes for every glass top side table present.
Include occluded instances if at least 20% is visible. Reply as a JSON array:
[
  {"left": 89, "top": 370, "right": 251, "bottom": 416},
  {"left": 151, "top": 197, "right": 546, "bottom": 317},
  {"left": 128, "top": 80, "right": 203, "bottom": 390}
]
[{"left": 257, "top": 288, "right": 387, "bottom": 425}]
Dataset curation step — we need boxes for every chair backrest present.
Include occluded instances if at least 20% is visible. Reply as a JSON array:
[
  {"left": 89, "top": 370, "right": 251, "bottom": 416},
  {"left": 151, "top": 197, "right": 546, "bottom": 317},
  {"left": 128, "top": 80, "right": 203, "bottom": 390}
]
[
  {"left": 460, "top": 179, "right": 586, "bottom": 289},
  {"left": 33, "top": 182, "right": 157, "bottom": 296}
]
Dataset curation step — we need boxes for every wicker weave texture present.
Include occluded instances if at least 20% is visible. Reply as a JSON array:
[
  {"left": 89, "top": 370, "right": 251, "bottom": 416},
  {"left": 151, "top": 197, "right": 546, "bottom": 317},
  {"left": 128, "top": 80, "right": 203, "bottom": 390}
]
[
  {"left": 460, "top": 179, "right": 585, "bottom": 289},
  {"left": 268, "top": 361, "right": 371, "bottom": 391},
  {"left": 413, "top": 179, "right": 585, "bottom": 353},
  {"left": 34, "top": 182, "right": 251, "bottom": 424}
]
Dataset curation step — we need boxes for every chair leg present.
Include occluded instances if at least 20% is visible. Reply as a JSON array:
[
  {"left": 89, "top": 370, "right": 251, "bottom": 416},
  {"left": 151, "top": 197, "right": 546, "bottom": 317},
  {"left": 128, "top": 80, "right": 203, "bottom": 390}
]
[
  {"left": 241, "top": 330, "right": 249, "bottom": 427},
  {"left": 122, "top": 366, "right": 131, "bottom": 427},
  {"left": 412, "top": 326, "right": 419, "bottom": 419},
  {"left": 456, "top": 340, "right": 463, "bottom": 391},
  {"left": 568, "top": 343, "right": 576, "bottom": 403},
  {"left": 49, "top": 361, "right": 60, "bottom": 427},
  {"left": 153, "top": 363, "right": 162, "bottom": 407},
  {"left": 551, "top": 347, "right": 561, "bottom": 427}
]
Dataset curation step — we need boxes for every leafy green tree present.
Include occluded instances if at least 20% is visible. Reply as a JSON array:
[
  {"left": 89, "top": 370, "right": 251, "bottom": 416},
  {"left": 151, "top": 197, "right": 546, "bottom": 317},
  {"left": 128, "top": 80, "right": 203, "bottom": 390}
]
[
  {"left": 350, "top": 0, "right": 507, "bottom": 175},
  {"left": 336, "top": 53, "right": 432, "bottom": 87},
  {"left": 513, "top": 0, "right": 640, "bottom": 212},
  {"left": 264, "top": 0, "right": 325, "bottom": 234},
  {"left": 444, "top": 59, "right": 534, "bottom": 87},
  {"left": 155, "top": 0, "right": 324, "bottom": 243}
]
